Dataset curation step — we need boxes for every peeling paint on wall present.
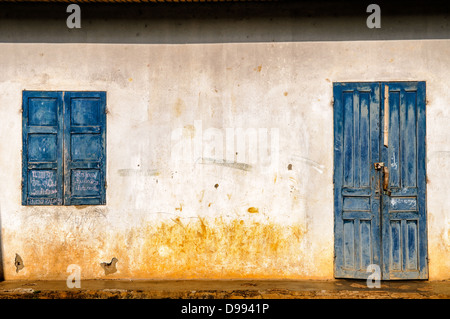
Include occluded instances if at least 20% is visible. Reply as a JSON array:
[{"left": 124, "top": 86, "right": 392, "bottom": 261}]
[
  {"left": 101, "top": 258, "right": 118, "bottom": 275},
  {"left": 14, "top": 254, "right": 24, "bottom": 273}
]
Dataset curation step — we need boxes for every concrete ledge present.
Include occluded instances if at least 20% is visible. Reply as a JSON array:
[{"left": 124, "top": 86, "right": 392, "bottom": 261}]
[{"left": 0, "top": 279, "right": 448, "bottom": 299}]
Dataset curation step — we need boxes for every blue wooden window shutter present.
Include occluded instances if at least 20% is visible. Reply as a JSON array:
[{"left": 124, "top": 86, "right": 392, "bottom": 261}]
[
  {"left": 63, "top": 92, "right": 107, "bottom": 205},
  {"left": 22, "top": 91, "right": 106, "bottom": 206},
  {"left": 22, "top": 91, "right": 64, "bottom": 205}
]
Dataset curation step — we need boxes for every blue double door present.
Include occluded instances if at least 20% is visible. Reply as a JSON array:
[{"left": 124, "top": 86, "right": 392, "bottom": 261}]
[{"left": 333, "top": 82, "right": 428, "bottom": 280}]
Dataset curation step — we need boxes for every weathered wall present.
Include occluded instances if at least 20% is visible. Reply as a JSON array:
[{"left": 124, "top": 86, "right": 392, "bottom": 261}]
[
  {"left": 0, "top": 39, "right": 448, "bottom": 280},
  {"left": 0, "top": 1, "right": 449, "bottom": 280}
]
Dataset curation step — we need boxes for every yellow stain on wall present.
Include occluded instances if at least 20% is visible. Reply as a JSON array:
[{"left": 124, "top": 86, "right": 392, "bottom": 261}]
[
  {"left": 173, "top": 98, "right": 185, "bottom": 118},
  {"left": 136, "top": 217, "right": 310, "bottom": 279},
  {"left": 428, "top": 228, "right": 450, "bottom": 280},
  {"left": 4, "top": 218, "right": 332, "bottom": 280},
  {"left": 7, "top": 216, "right": 449, "bottom": 280}
]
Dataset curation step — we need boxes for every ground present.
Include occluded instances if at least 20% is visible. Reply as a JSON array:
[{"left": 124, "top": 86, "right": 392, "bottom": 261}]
[{"left": 0, "top": 279, "right": 448, "bottom": 299}]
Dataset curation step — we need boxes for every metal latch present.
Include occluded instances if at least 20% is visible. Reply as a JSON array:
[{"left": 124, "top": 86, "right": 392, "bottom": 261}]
[
  {"left": 374, "top": 162, "right": 391, "bottom": 196},
  {"left": 374, "top": 162, "right": 384, "bottom": 170}
]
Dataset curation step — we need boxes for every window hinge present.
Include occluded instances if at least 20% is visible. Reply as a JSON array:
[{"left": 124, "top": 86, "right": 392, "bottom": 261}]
[{"left": 104, "top": 181, "right": 108, "bottom": 189}]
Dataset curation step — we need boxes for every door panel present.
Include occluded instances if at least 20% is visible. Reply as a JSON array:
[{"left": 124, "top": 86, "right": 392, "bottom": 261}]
[
  {"left": 334, "top": 81, "right": 427, "bottom": 280},
  {"left": 334, "top": 82, "right": 381, "bottom": 279},
  {"left": 381, "top": 82, "right": 428, "bottom": 279}
]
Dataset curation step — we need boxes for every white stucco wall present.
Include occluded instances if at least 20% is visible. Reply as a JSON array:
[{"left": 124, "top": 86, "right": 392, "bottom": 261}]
[{"left": 0, "top": 39, "right": 448, "bottom": 280}]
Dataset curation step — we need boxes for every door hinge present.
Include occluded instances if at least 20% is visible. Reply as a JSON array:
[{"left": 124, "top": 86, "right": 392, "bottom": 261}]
[
  {"left": 105, "top": 107, "right": 109, "bottom": 114},
  {"left": 104, "top": 181, "right": 108, "bottom": 189}
]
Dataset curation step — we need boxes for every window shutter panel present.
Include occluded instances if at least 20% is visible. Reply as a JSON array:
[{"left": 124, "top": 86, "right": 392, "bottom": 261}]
[
  {"left": 22, "top": 91, "right": 64, "bottom": 205},
  {"left": 63, "top": 92, "right": 106, "bottom": 205}
]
